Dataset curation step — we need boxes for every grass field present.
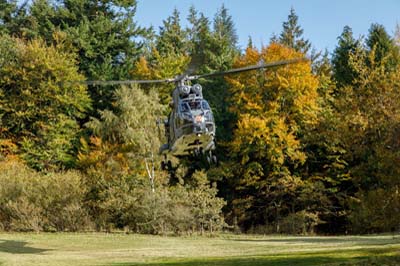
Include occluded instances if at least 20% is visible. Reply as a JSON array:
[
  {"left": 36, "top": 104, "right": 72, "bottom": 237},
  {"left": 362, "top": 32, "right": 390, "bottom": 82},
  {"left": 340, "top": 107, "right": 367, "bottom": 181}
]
[{"left": 0, "top": 233, "right": 399, "bottom": 266}]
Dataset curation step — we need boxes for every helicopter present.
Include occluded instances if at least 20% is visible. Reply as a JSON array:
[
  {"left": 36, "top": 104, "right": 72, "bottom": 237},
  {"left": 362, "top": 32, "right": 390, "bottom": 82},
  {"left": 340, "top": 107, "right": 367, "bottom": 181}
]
[{"left": 71, "top": 58, "right": 306, "bottom": 169}]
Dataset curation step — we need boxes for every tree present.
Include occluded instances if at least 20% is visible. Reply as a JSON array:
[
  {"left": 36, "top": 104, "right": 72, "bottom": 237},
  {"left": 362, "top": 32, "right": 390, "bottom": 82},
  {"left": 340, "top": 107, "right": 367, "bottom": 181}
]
[
  {"left": 226, "top": 43, "right": 321, "bottom": 232},
  {"left": 331, "top": 26, "right": 363, "bottom": 88},
  {"left": 0, "top": 0, "right": 15, "bottom": 33},
  {"left": 395, "top": 23, "right": 400, "bottom": 47},
  {"left": 278, "top": 7, "right": 311, "bottom": 54},
  {"left": 156, "top": 8, "right": 188, "bottom": 57},
  {"left": 330, "top": 40, "right": 400, "bottom": 233},
  {"left": 132, "top": 8, "right": 190, "bottom": 104},
  {"left": 213, "top": 4, "right": 238, "bottom": 49},
  {"left": 366, "top": 23, "right": 399, "bottom": 71},
  {"left": 19, "top": 0, "right": 147, "bottom": 112},
  {"left": 0, "top": 0, "right": 28, "bottom": 34},
  {"left": 0, "top": 36, "right": 91, "bottom": 170}
]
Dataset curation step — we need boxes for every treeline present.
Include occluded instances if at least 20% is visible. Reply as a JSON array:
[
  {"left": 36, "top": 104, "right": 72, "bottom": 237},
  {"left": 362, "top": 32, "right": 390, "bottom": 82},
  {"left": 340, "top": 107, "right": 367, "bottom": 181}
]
[{"left": 0, "top": 1, "right": 400, "bottom": 234}]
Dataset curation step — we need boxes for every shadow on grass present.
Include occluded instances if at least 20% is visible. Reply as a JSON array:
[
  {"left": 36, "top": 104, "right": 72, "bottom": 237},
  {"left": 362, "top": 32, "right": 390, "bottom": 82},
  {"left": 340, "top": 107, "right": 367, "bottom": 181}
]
[
  {"left": 106, "top": 253, "right": 400, "bottom": 266},
  {"left": 0, "top": 240, "right": 50, "bottom": 254},
  {"left": 229, "top": 236, "right": 400, "bottom": 245},
  {"left": 105, "top": 249, "right": 400, "bottom": 266}
]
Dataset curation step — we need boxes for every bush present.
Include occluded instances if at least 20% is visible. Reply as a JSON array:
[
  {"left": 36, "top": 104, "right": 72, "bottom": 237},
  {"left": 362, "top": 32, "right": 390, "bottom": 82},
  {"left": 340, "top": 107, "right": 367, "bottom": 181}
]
[
  {"left": 349, "top": 188, "right": 400, "bottom": 234},
  {"left": 88, "top": 170, "right": 226, "bottom": 235},
  {"left": 0, "top": 159, "right": 92, "bottom": 231}
]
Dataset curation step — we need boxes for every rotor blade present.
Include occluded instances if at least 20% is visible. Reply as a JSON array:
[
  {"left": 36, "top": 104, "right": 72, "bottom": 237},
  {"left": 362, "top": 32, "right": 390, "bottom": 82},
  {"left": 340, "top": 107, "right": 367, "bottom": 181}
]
[
  {"left": 62, "top": 78, "right": 176, "bottom": 86},
  {"left": 192, "top": 58, "right": 307, "bottom": 79}
]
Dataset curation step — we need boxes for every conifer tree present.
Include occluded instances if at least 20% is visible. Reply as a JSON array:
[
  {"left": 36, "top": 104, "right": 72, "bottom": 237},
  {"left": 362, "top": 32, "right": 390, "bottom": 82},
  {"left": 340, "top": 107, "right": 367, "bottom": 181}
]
[
  {"left": 366, "top": 23, "right": 399, "bottom": 70},
  {"left": 395, "top": 23, "right": 400, "bottom": 47},
  {"left": 331, "top": 26, "right": 362, "bottom": 88},
  {"left": 278, "top": 7, "right": 311, "bottom": 54},
  {"left": 0, "top": 0, "right": 15, "bottom": 33},
  {"left": 156, "top": 8, "right": 188, "bottom": 56}
]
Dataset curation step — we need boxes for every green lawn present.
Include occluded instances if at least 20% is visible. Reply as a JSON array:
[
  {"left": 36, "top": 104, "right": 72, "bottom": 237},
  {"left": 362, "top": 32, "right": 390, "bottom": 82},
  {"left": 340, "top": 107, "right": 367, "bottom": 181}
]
[{"left": 0, "top": 233, "right": 399, "bottom": 266}]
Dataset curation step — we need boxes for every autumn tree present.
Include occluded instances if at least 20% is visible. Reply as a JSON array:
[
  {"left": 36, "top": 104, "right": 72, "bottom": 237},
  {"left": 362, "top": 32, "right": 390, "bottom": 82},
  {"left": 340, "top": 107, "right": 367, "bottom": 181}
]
[
  {"left": 16, "top": 0, "right": 147, "bottom": 112},
  {"left": 332, "top": 45, "right": 400, "bottom": 233},
  {"left": 0, "top": 36, "right": 91, "bottom": 170},
  {"left": 225, "top": 43, "right": 322, "bottom": 232}
]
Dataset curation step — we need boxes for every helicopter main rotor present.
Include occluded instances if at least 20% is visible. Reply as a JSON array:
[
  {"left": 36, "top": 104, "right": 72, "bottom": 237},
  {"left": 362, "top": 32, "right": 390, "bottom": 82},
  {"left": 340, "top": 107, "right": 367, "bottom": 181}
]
[{"left": 62, "top": 58, "right": 307, "bottom": 86}]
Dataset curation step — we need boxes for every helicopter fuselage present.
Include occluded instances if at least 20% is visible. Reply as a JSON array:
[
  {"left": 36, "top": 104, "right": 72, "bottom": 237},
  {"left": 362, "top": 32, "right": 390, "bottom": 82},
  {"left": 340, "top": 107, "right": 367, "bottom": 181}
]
[{"left": 160, "top": 83, "right": 216, "bottom": 159}]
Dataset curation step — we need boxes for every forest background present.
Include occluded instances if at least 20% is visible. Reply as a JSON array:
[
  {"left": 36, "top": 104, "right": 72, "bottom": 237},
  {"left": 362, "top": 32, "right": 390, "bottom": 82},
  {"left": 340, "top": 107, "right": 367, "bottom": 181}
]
[{"left": 1, "top": 0, "right": 400, "bottom": 235}]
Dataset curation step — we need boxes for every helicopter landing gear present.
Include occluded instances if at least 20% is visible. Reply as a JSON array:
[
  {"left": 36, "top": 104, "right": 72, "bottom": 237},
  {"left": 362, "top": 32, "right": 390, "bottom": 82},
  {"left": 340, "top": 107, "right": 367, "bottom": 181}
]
[
  {"left": 161, "top": 155, "right": 173, "bottom": 171},
  {"left": 206, "top": 151, "right": 217, "bottom": 165}
]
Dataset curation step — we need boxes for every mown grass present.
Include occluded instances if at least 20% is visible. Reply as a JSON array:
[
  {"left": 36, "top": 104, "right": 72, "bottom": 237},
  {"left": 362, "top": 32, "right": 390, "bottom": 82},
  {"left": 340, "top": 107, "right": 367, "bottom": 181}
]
[{"left": 0, "top": 233, "right": 399, "bottom": 266}]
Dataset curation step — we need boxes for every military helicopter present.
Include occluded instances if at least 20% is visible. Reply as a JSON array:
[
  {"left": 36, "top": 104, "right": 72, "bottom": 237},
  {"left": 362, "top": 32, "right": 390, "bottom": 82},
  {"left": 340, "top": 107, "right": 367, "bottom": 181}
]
[{"left": 73, "top": 58, "right": 305, "bottom": 169}]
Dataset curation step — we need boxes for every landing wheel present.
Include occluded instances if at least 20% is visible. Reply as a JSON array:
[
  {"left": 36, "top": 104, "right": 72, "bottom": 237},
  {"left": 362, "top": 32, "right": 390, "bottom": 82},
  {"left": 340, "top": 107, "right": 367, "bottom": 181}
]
[
  {"left": 206, "top": 151, "right": 217, "bottom": 166},
  {"left": 161, "top": 161, "right": 166, "bottom": 170},
  {"left": 206, "top": 155, "right": 211, "bottom": 164},
  {"left": 212, "top": 155, "right": 218, "bottom": 165}
]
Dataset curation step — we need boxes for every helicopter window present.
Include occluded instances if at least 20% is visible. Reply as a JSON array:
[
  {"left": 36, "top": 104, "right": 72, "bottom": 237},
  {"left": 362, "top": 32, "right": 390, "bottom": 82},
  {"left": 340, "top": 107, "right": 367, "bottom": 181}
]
[
  {"left": 188, "top": 100, "right": 201, "bottom": 110},
  {"left": 201, "top": 101, "right": 210, "bottom": 110},
  {"left": 180, "top": 102, "right": 190, "bottom": 112}
]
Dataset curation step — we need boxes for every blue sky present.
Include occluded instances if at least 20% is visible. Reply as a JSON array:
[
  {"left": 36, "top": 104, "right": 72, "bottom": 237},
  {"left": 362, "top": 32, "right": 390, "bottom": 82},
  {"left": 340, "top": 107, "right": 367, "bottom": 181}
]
[{"left": 135, "top": 0, "right": 399, "bottom": 53}]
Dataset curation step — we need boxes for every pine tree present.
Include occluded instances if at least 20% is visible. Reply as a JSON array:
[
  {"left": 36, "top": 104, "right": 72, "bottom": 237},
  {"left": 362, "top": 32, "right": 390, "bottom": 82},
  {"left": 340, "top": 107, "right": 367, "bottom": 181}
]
[
  {"left": 395, "top": 23, "right": 400, "bottom": 47},
  {"left": 156, "top": 8, "right": 188, "bottom": 57},
  {"left": 0, "top": 0, "right": 28, "bottom": 35},
  {"left": 331, "top": 26, "right": 363, "bottom": 88},
  {"left": 278, "top": 7, "right": 311, "bottom": 54},
  {"left": 213, "top": 4, "right": 238, "bottom": 49},
  {"left": 366, "top": 23, "right": 399, "bottom": 70},
  {"left": 0, "top": 0, "right": 15, "bottom": 33}
]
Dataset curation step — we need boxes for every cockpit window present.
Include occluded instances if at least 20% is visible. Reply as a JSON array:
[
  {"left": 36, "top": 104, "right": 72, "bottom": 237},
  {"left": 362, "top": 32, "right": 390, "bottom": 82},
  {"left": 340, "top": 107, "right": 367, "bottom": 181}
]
[
  {"left": 201, "top": 101, "right": 210, "bottom": 110},
  {"left": 181, "top": 102, "right": 190, "bottom": 112},
  {"left": 182, "top": 100, "right": 210, "bottom": 111},
  {"left": 188, "top": 100, "right": 201, "bottom": 110}
]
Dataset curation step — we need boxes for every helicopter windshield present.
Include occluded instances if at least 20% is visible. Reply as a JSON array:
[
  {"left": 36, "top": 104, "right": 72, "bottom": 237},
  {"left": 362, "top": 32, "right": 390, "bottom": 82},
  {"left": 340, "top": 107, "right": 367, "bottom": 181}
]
[{"left": 184, "top": 100, "right": 210, "bottom": 111}]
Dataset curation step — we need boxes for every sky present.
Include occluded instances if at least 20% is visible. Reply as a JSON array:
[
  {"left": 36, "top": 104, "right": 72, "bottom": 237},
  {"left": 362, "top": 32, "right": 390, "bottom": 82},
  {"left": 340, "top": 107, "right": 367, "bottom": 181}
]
[{"left": 135, "top": 0, "right": 400, "bottom": 53}]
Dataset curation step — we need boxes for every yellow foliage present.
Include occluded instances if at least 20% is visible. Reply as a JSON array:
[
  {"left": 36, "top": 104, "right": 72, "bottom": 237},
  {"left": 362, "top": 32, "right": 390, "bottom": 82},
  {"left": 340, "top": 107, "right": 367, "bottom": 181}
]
[{"left": 228, "top": 43, "right": 319, "bottom": 171}]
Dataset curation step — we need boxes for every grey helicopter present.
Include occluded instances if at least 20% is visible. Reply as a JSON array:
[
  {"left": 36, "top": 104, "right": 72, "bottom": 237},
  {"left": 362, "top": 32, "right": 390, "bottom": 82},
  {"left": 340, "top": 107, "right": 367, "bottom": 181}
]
[{"left": 71, "top": 58, "right": 305, "bottom": 169}]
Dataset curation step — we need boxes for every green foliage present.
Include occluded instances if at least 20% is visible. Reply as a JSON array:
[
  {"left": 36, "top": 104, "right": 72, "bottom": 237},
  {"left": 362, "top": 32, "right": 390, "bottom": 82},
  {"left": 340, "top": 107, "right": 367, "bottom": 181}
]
[
  {"left": 0, "top": 158, "right": 91, "bottom": 232},
  {"left": 78, "top": 85, "right": 165, "bottom": 228},
  {"left": 0, "top": 36, "right": 91, "bottom": 170},
  {"left": 278, "top": 8, "right": 311, "bottom": 54},
  {"left": 156, "top": 8, "right": 188, "bottom": 56},
  {"left": 99, "top": 171, "right": 225, "bottom": 235},
  {"left": 349, "top": 187, "right": 400, "bottom": 233},
  {"left": 78, "top": 86, "right": 226, "bottom": 234},
  {"left": 330, "top": 39, "right": 400, "bottom": 233},
  {"left": 18, "top": 0, "right": 148, "bottom": 111},
  {"left": 2, "top": 2, "right": 400, "bottom": 235},
  {"left": 366, "top": 23, "right": 399, "bottom": 71},
  {"left": 0, "top": 0, "right": 27, "bottom": 35},
  {"left": 331, "top": 26, "right": 363, "bottom": 88}
]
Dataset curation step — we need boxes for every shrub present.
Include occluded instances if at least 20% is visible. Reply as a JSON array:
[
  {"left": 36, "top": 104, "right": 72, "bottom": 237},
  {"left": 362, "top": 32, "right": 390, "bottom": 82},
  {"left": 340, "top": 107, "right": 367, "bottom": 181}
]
[{"left": 0, "top": 159, "right": 91, "bottom": 231}]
